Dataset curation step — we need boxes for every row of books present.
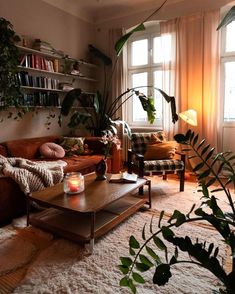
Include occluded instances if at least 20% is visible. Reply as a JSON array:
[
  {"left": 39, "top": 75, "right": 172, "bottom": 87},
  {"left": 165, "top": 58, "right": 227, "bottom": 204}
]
[
  {"left": 19, "top": 54, "right": 58, "bottom": 72},
  {"left": 20, "top": 92, "right": 60, "bottom": 107},
  {"left": 0, "top": 92, "right": 60, "bottom": 107},
  {"left": 18, "top": 71, "right": 59, "bottom": 90}
]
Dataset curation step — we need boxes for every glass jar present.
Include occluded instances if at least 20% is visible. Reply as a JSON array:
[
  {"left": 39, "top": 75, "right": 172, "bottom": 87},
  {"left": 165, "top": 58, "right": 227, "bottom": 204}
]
[{"left": 63, "top": 172, "right": 84, "bottom": 194}]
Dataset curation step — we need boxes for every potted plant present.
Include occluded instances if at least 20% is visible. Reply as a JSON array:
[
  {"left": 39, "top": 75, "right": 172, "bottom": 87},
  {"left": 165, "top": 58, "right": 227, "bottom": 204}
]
[
  {"left": 118, "top": 129, "right": 235, "bottom": 294},
  {"left": 0, "top": 18, "right": 23, "bottom": 117},
  {"left": 59, "top": 0, "right": 178, "bottom": 136}
]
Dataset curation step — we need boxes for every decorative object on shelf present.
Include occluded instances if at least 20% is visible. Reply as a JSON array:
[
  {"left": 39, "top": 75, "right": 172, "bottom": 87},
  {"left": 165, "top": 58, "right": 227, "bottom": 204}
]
[
  {"left": 179, "top": 109, "right": 197, "bottom": 126},
  {"left": 63, "top": 172, "right": 84, "bottom": 194},
  {"left": 95, "top": 158, "right": 107, "bottom": 181},
  {"left": 59, "top": 0, "right": 177, "bottom": 137}
]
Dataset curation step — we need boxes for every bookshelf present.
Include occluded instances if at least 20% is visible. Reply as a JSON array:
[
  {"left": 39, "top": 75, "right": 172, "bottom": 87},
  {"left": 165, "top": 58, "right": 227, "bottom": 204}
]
[{"left": 17, "top": 45, "right": 98, "bottom": 108}]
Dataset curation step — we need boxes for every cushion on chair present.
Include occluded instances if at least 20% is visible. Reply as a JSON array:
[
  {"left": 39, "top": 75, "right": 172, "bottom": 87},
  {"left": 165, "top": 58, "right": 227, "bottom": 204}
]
[
  {"left": 144, "top": 141, "right": 178, "bottom": 160},
  {"left": 131, "top": 131, "right": 166, "bottom": 155}
]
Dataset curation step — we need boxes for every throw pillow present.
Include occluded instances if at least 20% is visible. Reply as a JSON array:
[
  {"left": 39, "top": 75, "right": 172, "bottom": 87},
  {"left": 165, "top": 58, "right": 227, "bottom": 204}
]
[
  {"left": 60, "top": 137, "right": 85, "bottom": 156},
  {"left": 150, "top": 131, "right": 167, "bottom": 144},
  {"left": 39, "top": 142, "right": 65, "bottom": 159},
  {"left": 144, "top": 141, "right": 178, "bottom": 160}
]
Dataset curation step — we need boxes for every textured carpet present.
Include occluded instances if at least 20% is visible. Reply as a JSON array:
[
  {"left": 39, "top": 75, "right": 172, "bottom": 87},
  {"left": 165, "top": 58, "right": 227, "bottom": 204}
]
[{"left": 0, "top": 178, "right": 233, "bottom": 293}]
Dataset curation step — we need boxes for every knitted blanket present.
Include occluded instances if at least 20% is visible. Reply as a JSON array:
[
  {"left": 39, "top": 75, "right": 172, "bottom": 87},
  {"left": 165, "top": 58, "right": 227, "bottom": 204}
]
[{"left": 0, "top": 155, "right": 66, "bottom": 194}]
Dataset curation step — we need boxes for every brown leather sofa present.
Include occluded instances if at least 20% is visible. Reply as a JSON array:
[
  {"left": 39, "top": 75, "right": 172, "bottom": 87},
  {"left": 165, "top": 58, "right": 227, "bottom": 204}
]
[{"left": 0, "top": 135, "right": 122, "bottom": 225}]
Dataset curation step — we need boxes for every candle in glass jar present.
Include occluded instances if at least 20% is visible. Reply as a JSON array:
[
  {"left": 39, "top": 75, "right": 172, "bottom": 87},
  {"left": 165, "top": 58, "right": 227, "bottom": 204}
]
[{"left": 63, "top": 172, "right": 84, "bottom": 194}]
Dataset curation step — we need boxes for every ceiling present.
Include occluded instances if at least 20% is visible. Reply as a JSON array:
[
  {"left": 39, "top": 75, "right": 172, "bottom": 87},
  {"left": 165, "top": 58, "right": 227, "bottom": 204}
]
[{"left": 42, "top": 0, "right": 233, "bottom": 24}]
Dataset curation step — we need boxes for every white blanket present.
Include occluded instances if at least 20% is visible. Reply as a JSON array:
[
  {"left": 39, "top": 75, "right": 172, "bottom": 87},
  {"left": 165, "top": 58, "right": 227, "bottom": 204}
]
[{"left": 0, "top": 155, "right": 66, "bottom": 194}]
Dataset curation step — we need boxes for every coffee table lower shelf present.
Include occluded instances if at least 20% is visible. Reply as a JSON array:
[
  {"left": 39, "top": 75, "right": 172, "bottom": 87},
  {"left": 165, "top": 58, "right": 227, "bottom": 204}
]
[{"left": 29, "top": 194, "right": 147, "bottom": 244}]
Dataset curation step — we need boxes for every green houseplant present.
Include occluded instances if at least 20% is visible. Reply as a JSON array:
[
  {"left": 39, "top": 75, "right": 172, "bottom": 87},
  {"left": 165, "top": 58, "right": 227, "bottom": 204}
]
[
  {"left": 59, "top": 0, "right": 179, "bottom": 136},
  {"left": 0, "top": 17, "right": 23, "bottom": 120},
  {"left": 118, "top": 129, "right": 235, "bottom": 294},
  {"left": 118, "top": 9, "right": 235, "bottom": 294}
]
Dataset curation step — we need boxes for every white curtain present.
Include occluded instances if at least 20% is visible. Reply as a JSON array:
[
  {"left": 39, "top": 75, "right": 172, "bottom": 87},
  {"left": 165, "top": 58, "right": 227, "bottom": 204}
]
[
  {"left": 160, "top": 10, "right": 221, "bottom": 150},
  {"left": 108, "top": 28, "right": 127, "bottom": 140}
]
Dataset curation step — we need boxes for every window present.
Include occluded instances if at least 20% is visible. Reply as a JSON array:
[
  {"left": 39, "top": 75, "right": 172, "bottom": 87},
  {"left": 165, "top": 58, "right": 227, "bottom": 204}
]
[
  {"left": 127, "top": 28, "right": 172, "bottom": 128},
  {"left": 221, "top": 20, "right": 235, "bottom": 122}
]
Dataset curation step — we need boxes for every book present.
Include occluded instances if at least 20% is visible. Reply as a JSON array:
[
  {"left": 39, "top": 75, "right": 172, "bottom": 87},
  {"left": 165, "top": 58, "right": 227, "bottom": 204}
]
[{"left": 109, "top": 172, "right": 138, "bottom": 183}]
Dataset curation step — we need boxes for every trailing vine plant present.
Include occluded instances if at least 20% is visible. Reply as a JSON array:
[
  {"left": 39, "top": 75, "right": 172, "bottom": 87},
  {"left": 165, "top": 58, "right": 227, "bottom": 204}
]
[{"left": 119, "top": 130, "right": 235, "bottom": 294}]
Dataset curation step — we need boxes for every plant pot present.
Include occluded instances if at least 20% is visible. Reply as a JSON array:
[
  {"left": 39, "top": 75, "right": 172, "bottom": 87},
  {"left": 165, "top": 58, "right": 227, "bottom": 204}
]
[{"left": 95, "top": 158, "right": 107, "bottom": 180}]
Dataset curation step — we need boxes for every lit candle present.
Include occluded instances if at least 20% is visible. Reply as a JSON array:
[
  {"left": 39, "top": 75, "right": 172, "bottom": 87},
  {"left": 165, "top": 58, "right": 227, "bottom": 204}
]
[{"left": 63, "top": 172, "right": 84, "bottom": 194}]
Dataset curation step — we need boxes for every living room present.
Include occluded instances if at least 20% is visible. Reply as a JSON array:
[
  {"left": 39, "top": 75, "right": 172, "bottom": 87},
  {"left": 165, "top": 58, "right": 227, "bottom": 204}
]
[{"left": 1, "top": 0, "right": 235, "bottom": 293}]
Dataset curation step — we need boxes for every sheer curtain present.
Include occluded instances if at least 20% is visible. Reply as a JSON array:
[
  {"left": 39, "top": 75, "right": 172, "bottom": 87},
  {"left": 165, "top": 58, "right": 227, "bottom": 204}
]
[
  {"left": 108, "top": 28, "right": 127, "bottom": 141},
  {"left": 160, "top": 10, "right": 221, "bottom": 149}
]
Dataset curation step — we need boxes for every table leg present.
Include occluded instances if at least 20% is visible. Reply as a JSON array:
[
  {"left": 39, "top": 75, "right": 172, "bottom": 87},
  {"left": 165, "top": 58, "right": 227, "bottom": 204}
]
[
  {"left": 26, "top": 195, "right": 31, "bottom": 226},
  {"left": 147, "top": 180, "right": 152, "bottom": 209},
  {"left": 89, "top": 212, "right": 95, "bottom": 254}
]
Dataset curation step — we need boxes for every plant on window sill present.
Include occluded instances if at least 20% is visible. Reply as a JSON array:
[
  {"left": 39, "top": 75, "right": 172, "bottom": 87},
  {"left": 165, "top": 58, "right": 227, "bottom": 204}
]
[{"left": 59, "top": 0, "right": 178, "bottom": 137}]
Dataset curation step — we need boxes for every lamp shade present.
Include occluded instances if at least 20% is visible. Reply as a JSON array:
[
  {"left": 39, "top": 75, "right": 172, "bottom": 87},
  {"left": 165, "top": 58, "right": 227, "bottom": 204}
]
[{"left": 179, "top": 109, "right": 197, "bottom": 126}]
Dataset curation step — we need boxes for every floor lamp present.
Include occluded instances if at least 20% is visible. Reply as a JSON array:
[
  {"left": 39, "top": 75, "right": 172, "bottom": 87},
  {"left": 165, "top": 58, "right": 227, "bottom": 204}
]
[{"left": 178, "top": 109, "right": 198, "bottom": 179}]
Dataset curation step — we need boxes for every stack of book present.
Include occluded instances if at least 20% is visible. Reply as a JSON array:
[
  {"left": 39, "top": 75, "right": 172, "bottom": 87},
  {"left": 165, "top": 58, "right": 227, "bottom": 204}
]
[{"left": 32, "top": 39, "right": 55, "bottom": 54}]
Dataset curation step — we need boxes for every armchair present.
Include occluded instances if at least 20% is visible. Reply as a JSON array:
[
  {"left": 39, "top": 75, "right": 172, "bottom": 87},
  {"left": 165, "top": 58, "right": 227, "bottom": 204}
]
[{"left": 127, "top": 132, "right": 185, "bottom": 194}]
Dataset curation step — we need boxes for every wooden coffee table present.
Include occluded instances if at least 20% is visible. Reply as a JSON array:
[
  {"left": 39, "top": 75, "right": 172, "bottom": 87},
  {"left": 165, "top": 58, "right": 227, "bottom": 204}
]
[{"left": 27, "top": 173, "right": 151, "bottom": 252}]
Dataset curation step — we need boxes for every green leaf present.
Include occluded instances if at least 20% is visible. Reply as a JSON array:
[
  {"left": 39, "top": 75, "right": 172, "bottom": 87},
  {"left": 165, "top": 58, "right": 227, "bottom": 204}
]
[
  {"left": 88, "top": 44, "right": 112, "bottom": 65},
  {"left": 211, "top": 188, "right": 224, "bottom": 193},
  {"left": 136, "top": 262, "right": 150, "bottom": 272},
  {"left": 129, "top": 279, "right": 137, "bottom": 294},
  {"left": 60, "top": 88, "right": 82, "bottom": 116},
  {"left": 206, "top": 177, "right": 217, "bottom": 188},
  {"left": 197, "top": 138, "right": 206, "bottom": 150},
  {"left": 198, "top": 169, "right": 211, "bottom": 180},
  {"left": 201, "top": 144, "right": 210, "bottom": 156},
  {"left": 170, "top": 256, "right": 177, "bottom": 265},
  {"left": 193, "top": 134, "right": 199, "bottom": 146},
  {"left": 205, "top": 148, "right": 215, "bottom": 161},
  {"left": 146, "top": 246, "right": 161, "bottom": 263},
  {"left": 132, "top": 272, "right": 145, "bottom": 284},
  {"left": 158, "top": 210, "right": 164, "bottom": 228},
  {"left": 162, "top": 226, "right": 175, "bottom": 240},
  {"left": 115, "top": 23, "right": 145, "bottom": 56},
  {"left": 120, "top": 276, "right": 129, "bottom": 287},
  {"left": 193, "top": 162, "right": 204, "bottom": 172},
  {"left": 186, "top": 204, "right": 196, "bottom": 218},
  {"left": 217, "top": 6, "right": 235, "bottom": 30},
  {"left": 153, "top": 264, "right": 172, "bottom": 286},
  {"left": 120, "top": 257, "right": 132, "bottom": 267},
  {"left": 153, "top": 236, "right": 166, "bottom": 251},
  {"left": 150, "top": 215, "right": 154, "bottom": 233},
  {"left": 129, "top": 247, "right": 136, "bottom": 256},
  {"left": 174, "top": 134, "right": 186, "bottom": 143},
  {"left": 119, "top": 265, "right": 129, "bottom": 274},
  {"left": 139, "top": 254, "right": 154, "bottom": 267},
  {"left": 142, "top": 223, "right": 146, "bottom": 240},
  {"left": 129, "top": 235, "right": 140, "bottom": 249}
]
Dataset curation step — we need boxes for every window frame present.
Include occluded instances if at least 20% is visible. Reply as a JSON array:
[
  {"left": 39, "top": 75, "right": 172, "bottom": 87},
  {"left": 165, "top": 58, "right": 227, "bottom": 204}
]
[
  {"left": 220, "top": 21, "right": 235, "bottom": 127},
  {"left": 126, "top": 28, "right": 165, "bottom": 129}
]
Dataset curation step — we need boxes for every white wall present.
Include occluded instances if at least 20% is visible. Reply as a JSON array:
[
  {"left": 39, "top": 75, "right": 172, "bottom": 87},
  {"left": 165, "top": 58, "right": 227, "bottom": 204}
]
[{"left": 0, "top": 0, "right": 95, "bottom": 141}]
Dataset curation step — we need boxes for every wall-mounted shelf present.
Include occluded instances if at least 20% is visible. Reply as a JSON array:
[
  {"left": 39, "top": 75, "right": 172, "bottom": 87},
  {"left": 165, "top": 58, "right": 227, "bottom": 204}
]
[{"left": 18, "top": 66, "right": 98, "bottom": 82}]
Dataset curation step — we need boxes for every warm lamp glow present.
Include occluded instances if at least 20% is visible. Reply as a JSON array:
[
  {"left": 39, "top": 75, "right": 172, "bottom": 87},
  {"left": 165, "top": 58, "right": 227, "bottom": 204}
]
[{"left": 179, "top": 109, "right": 197, "bottom": 126}]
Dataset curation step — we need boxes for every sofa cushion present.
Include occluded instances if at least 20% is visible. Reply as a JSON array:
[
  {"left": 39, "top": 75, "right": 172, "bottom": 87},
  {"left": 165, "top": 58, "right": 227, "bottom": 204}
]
[
  {"left": 4, "top": 136, "right": 60, "bottom": 159},
  {"left": 60, "top": 137, "right": 85, "bottom": 156},
  {"left": 39, "top": 142, "right": 65, "bottom": 159}
]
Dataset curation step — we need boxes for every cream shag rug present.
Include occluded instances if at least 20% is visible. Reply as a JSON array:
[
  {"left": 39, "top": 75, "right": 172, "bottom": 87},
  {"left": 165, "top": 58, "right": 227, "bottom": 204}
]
[{"left": 0, "top": 178, "right": 233, "bottom": 293}]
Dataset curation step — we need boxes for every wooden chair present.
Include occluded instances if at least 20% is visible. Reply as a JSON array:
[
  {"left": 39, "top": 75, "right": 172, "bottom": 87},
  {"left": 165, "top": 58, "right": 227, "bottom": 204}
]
[{"left": 127, "top": 132, "right": 185, "bottom": 194}]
